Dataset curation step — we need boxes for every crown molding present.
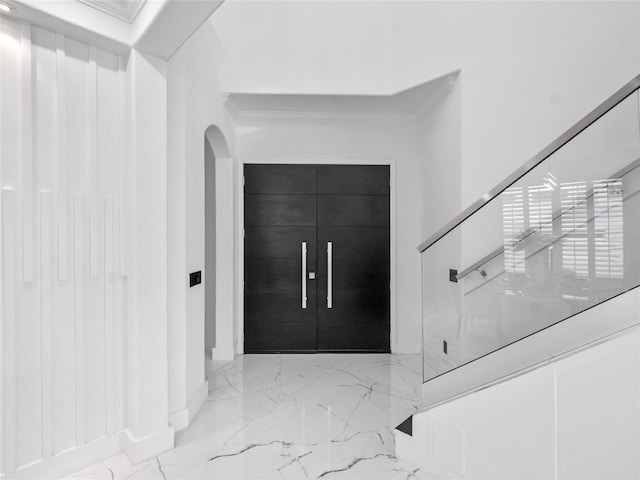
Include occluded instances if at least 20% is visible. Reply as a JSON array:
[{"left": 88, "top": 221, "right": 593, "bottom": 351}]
[
  {"left": 223, "top": 71, "right": 460, "bottom": 122},
  {"left": 76, "top": 0, "right": 147, "bottom": 24},
  {"left": 221, "top": 93, "right": 240, "bottom": 120}
]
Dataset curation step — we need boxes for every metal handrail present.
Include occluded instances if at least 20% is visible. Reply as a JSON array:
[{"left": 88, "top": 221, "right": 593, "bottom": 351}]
[{"left": 417, "top": 74, "right": 640, "bottom": 253}]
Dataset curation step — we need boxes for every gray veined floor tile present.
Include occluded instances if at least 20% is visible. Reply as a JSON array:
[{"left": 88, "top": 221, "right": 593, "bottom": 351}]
[{"left": 64, "top": 354, "right": 437, "bottom": 480}]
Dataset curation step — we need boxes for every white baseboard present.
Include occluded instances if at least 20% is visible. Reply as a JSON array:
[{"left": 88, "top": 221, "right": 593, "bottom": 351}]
[
  {"left": 123, "top": 426, "right": 174, "bottom": 465},
  {"left": 168, "top": 380, "right": 209, "bottom": 432},
  {"left": 169, "top": 407, "right": 189, "bottom": 432},
  {"left": 4, "top": 434, "right": 121, "bottom": 479},
  {"left": 212, "top": 346, "right": 235, "bottom": 361},
  {"left": 187, "top": 380, "right": 209, "bottom": 424}
]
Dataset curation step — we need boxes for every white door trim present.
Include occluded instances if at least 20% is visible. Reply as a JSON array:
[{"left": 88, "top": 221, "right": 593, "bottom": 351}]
[{"left": 236, "top": 157, "right": 398, "bottom": 354}]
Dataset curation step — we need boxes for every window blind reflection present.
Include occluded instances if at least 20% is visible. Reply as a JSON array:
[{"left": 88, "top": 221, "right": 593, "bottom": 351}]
[
  {"left": 561, "top": 181, "right": 589, "bottom": 278},
  {"left": 594, "top": 179, "right": 624, "bottom": 279},
  {"left": 503, "top": 186, "right": 526, "bottom": 273}
]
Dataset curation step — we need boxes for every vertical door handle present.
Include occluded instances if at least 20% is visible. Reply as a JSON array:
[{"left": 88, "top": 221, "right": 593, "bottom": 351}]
[
  {"left": 302, "top": 242, "right": 307, "bottom": 309},
  {"left": 327, "top": 241, "right": 333, "bottom": 308}
]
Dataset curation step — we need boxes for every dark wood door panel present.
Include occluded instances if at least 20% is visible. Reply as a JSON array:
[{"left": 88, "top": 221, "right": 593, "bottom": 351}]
[
  {"left": 317, "top": 195, "right": 389, "bottom": 226},
  {"left": 245, "top": 258, "right": 317, "bottom": 291},
  {"left": 316, "top": 166, "right": 390, "bottom": 352},
  {"left": 318, "top": 226, "right": 390, "bottom": 259},
  {"left": 317, "top": 290, "right": 390, "bottom": 351},
  {"left": 245, "top": 164, "right": 317, "bottom": 194},
  {"left": 321, "top": 258, "right": 389, "bottom": 291},
  {"left": 244, "top": 292, "right": 317, "bottom": 352},
  {"left": 318, "top": 165, "right": 389, "bottom": 195},
  {"left": 245, "top": 226, "right": 317, "bottom": 258},
  {"left": 317, "top": 324, "right": 390, "bottom": 351},
  {"left": 245, "top": 194, "right": 316, "bottom": 226},
  {"left": 243, "top": 163, "right": 390, "bottom": 353}
]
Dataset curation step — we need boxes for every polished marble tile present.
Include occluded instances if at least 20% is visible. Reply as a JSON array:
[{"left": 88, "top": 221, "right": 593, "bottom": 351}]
[{"left": 64, "top": 354, "right": 441, "bottom": 479}]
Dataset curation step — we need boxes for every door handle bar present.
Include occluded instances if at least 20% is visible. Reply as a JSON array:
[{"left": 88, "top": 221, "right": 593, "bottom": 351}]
[
  {"left": 327, "top": 241, "right": 333, "bottom": 309},
  {"left": 302, "top": 242, "right": 307, "bottom": 309}
]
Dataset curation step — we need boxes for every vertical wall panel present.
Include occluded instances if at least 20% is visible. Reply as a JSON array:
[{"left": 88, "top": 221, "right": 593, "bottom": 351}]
[
  {"left": 117, "top": 57, "right": 127, "bottom": 276},
  {"left": 0, "top": 21, "right": 22, "bottom": 476},
  {"left": 2, "top": 189, "right": 18, "bottom": 474},
  {"left": 97, "top": 50, "right": 119, "bottom": 195},
  {"left": 1, "top": 19, "right": 127, "bottom": 473},
  {"left": 39, "top": 192, "right": 52, "bottom": 459},
  {"left": 73, "top": 194, "right": 85, "bottom": 448},
  {"left": 115, "top": 55, "right": 127, "bottom": 431},
  {"left": 51, "top": 213, "right": 76, "bottom": 457},
  {"left": 88, "top": 46, "right": 98, "bottom": 279},
  {"left": 31, "top": 28, "right": 58, "bottom": 466},
  {"left": 1, "top": 189, "right": 3, "bottom": 477},
  {"left": 0, "top": 18, "right": 23, "bottom": 189},
  {"left": 32, "top": 27, "right": 57, "bottom": 192},
  {"left": 20, "top": 24, "right": 33, "bottom": 283},
  {"left": 49, "top": 32, "right": 75, "bottom": 453},
  {"left": 104, "top": 197, "right": 114, "bottom": 434},
  {"left": 65, "top": 39, "right": 89, "bottom": 197},
  {"left": 56, "top": 33, "right": 68, "bottom": 281},
  {"left": 1, "top": 188, "right": 3, "bottom": 477},
  {"left": 85, "top": 45, "right": 107, "bottom": 441},
  {"left": 113, "top": 204, "right": 125, "bottom": 431},
  {"left": 85, "top": 180, "right": 106, "bottom": 443}
]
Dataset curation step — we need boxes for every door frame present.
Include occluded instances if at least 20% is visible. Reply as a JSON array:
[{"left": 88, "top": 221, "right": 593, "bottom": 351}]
[{"left": 236, "top": 157, "right": 398, "bottom": 354}]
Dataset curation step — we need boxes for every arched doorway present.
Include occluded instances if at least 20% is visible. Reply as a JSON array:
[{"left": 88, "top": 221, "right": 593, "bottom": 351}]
[{"left": 204, "top": 126, "right": 236, "bottom": 362}]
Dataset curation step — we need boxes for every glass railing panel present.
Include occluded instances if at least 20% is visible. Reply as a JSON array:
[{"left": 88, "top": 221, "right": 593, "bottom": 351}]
[{"left": 422, "top": 89, "right": 640, "bottom": 383}]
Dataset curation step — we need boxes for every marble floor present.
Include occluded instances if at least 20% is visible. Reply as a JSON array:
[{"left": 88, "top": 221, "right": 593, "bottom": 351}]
[{"left": 65, "top": 354, "right": 440, "bottom": 479}]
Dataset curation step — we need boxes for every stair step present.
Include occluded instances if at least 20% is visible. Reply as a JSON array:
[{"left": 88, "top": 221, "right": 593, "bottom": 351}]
[{"left": 396, "top": 415, "right": 413, "bottom": 436}]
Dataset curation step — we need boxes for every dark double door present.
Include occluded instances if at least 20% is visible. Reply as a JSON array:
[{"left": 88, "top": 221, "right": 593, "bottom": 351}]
[{"left": 244, "top": 164, "right": 390, "bottom": 353}]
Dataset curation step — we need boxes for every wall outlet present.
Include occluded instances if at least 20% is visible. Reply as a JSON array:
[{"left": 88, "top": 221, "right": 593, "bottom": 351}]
[
  {"left": 449, "top": 269, "right": 458, "bottom": 283},
  {"left": 190, "top": 271, "right": 202, "bottom": 287}
]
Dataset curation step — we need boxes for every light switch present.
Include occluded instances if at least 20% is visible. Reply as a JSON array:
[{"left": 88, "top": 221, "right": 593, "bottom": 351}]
[
  {"left": 190, "top": 271, "right": 202, "bottom": 287},
  {"left": 309, "top": 272, "right": 316, "bottom": 280}
]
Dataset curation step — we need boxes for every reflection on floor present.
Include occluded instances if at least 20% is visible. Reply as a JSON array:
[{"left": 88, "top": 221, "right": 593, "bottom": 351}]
[{"left": 65, "top": 354, "right": 442, "bottom": 479}]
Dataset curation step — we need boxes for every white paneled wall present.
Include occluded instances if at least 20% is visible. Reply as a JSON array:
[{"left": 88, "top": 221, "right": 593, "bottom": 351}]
[
  {"left": 398, "top": 325, "right": 640, "bottom": 479},
  {"left": 0, "top": 17, "right": 127, "bottom": 476}
]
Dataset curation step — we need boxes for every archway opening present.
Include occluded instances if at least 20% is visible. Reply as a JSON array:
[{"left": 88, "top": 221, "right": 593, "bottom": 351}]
[
  {"left": 204, "top": 137, "right": 216, "bottom": 356},
  {"left": 204, "top": 125, "right": 236, "bottom": 364}
]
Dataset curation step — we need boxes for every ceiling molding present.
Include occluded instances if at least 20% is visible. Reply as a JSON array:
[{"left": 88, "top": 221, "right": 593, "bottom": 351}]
[
  {"left": 134, "top": 0, "right": 225, "bottom": 60},
  {"left": 221, "top": 93, "right": 241, "bottom": 120},
  {"left": 225, "top": 71, "right": 461, "bottom": 120},
  {"left": 76, "top": 0, "right": 147, "bottom": 24}
]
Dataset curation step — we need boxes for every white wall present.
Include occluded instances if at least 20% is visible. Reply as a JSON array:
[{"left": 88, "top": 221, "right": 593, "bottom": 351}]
[
  {"left": 416, "top": 76, "right": 462, "bottom": 241},
  {"left": 214, "top": 0, "right": 640, "bottom": 213},
  {"left": 166, "top": 17, "right": 236, "bottom": 430},
  {"left": 392, "top": 0, "right": 640, "bottom": 210},
  {"left": 213, "top": 0, "right": 395, "bottom": 95},
  {"left": 0, "top": 17, "right": 127, "bottom": 476}
]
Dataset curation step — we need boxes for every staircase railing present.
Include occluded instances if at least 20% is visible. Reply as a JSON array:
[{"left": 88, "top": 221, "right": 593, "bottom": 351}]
[{"left": 418, "top": 74, "right": 640, "bottom": 408}]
